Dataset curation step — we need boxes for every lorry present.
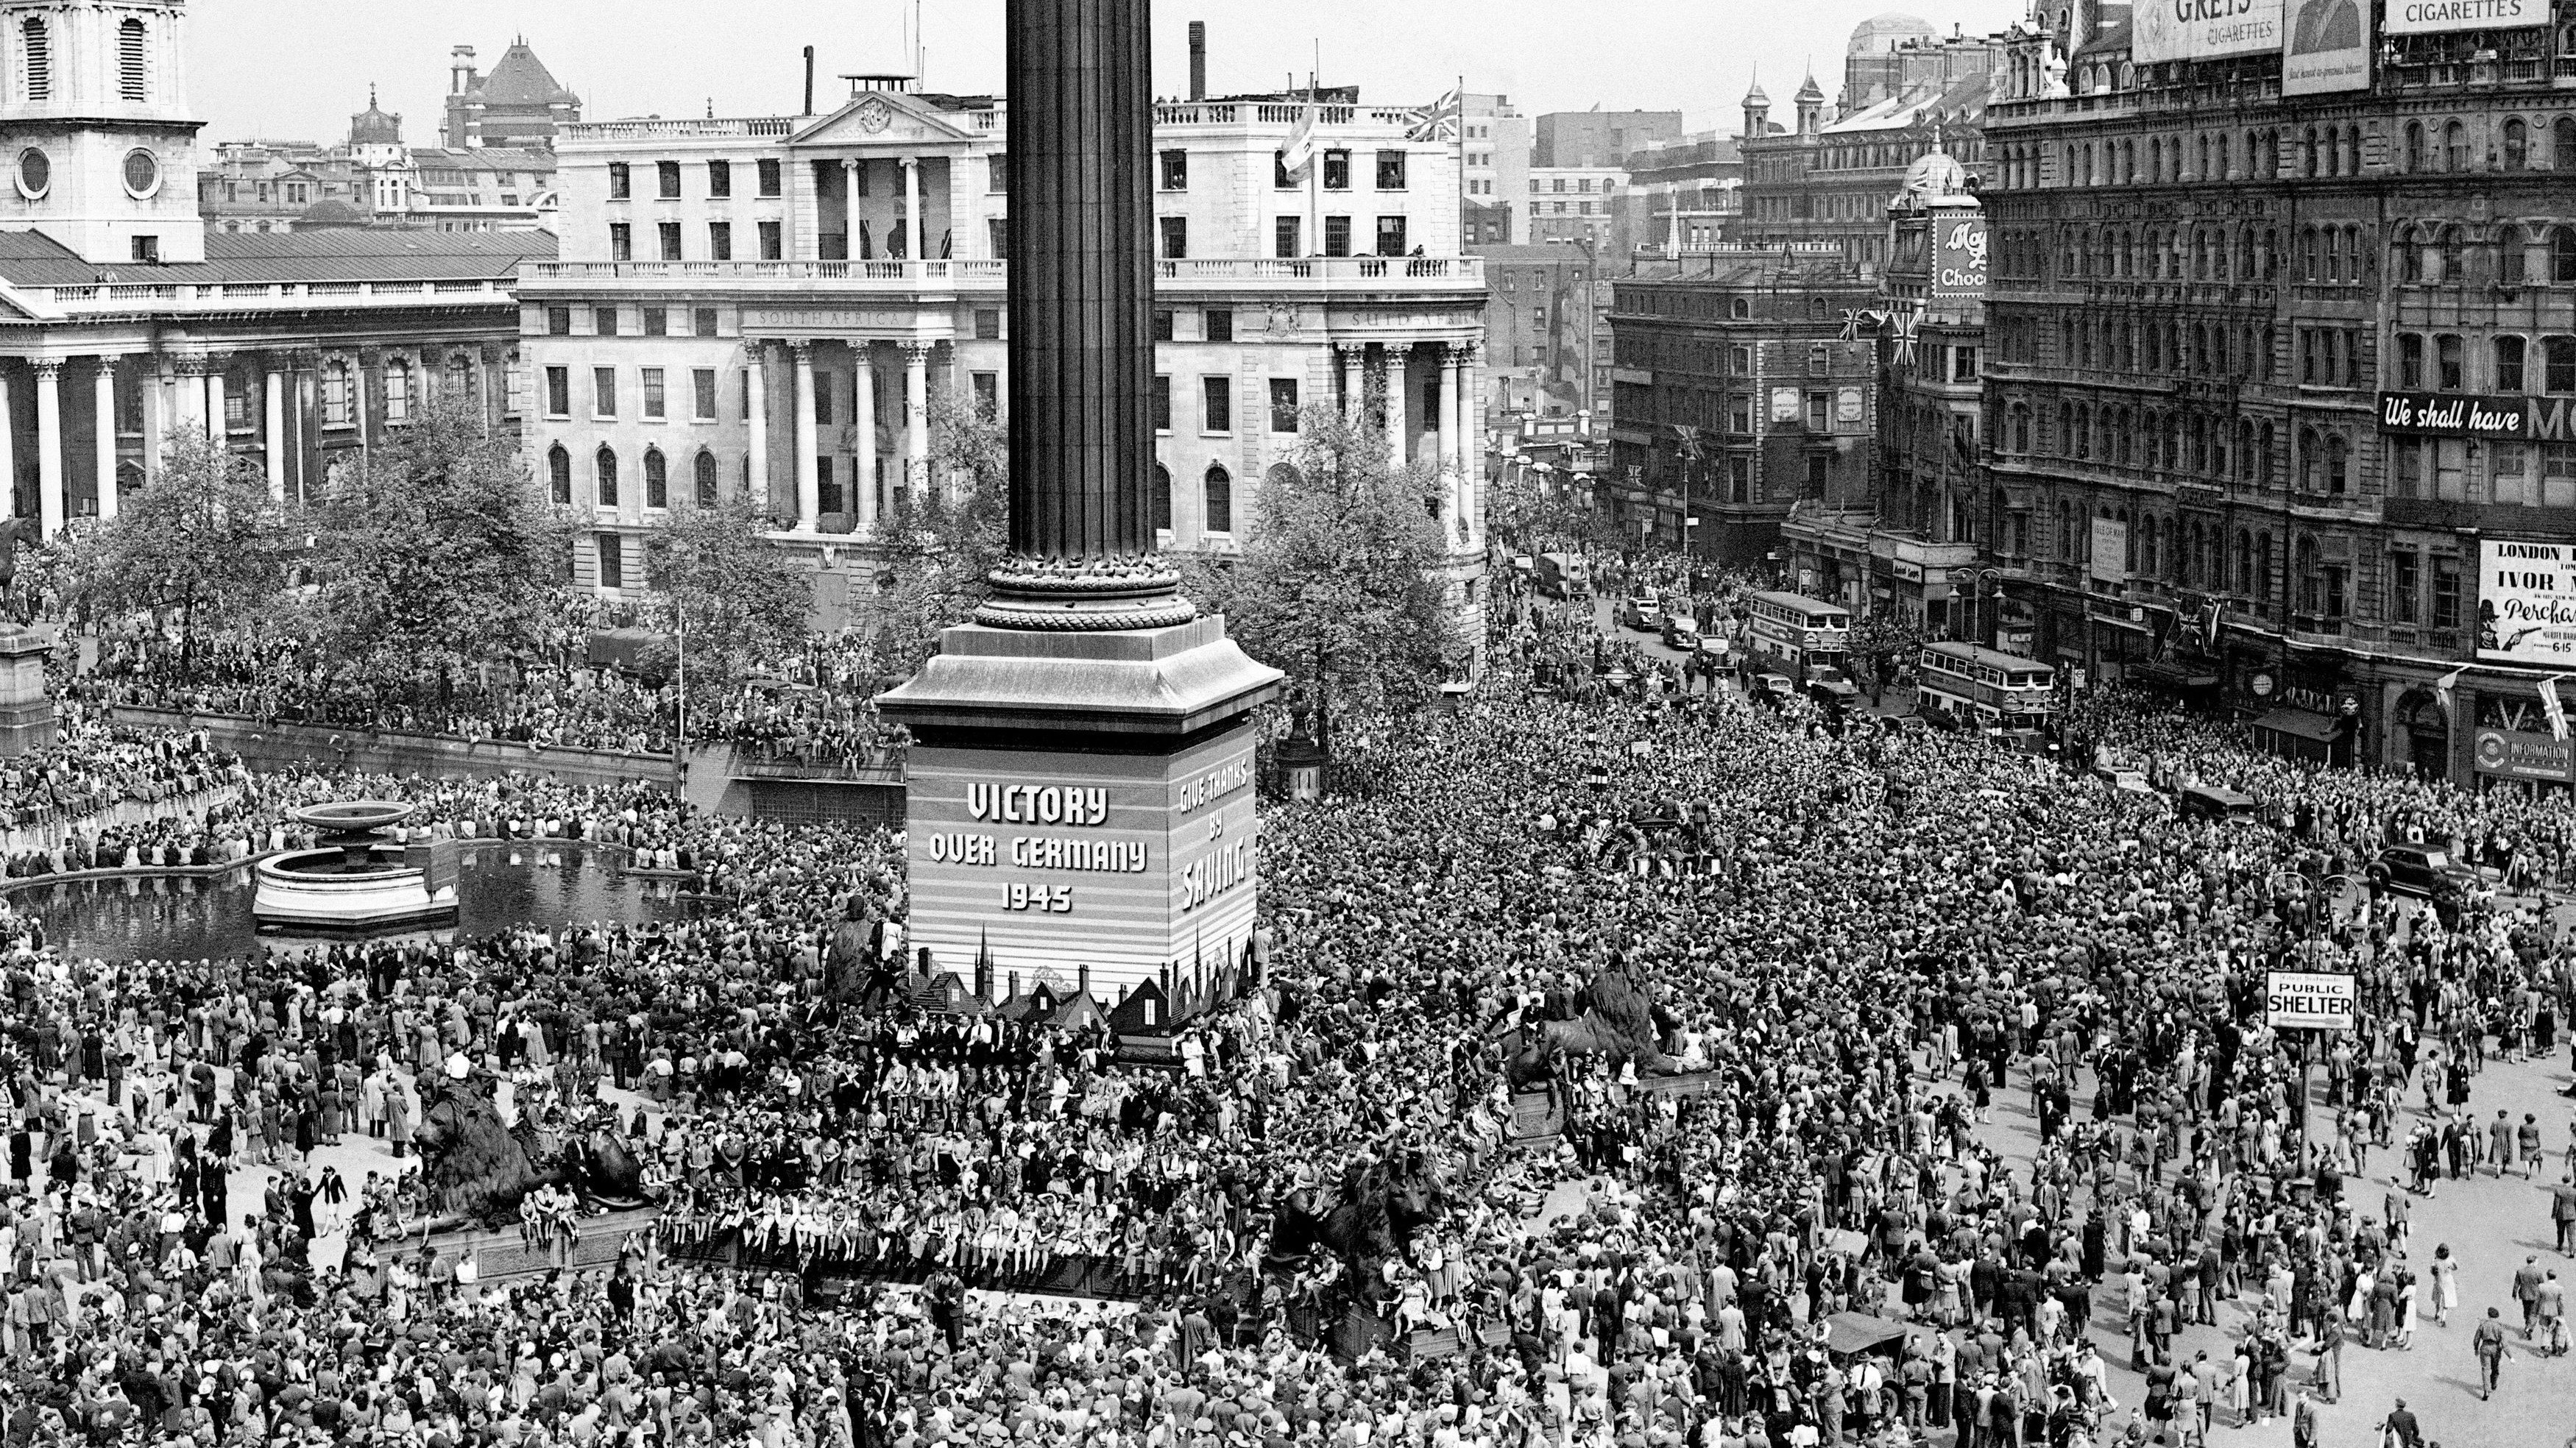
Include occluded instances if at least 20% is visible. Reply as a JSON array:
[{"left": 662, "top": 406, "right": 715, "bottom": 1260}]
[{"left": 1536, "top": 553, "right": 1590, "bottom": 600}]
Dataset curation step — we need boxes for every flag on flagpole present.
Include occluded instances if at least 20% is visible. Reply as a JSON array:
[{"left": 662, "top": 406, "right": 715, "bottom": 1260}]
[
  {"left": 2433, "top": 664, "right": 2467, "bottom": 717},
  {"left": 2542, "top": 674, "right": 2569, "bottom": 742},
  {"left": 1283, "top": 102, "right": 1318, "bottom": 175},
  {"left": 2202, "top": 598, "right": 2225, "bottom": 651},
  {"left": 1407, "top": 85, "right": 1462, "bottom": 142}
]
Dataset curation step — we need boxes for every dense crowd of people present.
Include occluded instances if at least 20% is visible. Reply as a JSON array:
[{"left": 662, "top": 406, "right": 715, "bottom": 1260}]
[{"left": 0, "top": 565, "right": 2572, "bottom": 1448}]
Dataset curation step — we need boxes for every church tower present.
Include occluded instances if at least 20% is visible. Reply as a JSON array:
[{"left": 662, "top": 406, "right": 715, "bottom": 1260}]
[{"left": 0, "top": 0, "right": 203, "bottom": 265}]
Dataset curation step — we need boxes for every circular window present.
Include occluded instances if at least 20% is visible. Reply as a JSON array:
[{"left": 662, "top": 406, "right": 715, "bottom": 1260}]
[
  {"left": 14, "top": 149, "right": 46, "bottom": 200},
  {"left": 121, "top": 148, "right": 159, "bottom": 198}
]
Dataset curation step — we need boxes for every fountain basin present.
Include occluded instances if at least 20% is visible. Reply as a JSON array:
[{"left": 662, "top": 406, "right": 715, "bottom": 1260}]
[{"left": 254, "top": 799, "right": 461, "bottom": 937}]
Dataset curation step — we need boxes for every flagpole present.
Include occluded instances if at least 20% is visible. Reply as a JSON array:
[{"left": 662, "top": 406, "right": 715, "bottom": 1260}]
[{"left": 1456, "top": 73, "right": 1465, "bottom": 252}]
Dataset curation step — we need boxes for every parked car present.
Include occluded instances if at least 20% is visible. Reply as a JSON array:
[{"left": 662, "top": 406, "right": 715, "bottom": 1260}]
[
  {"left": 1618, "top": 595, "right": 1663, "bottom": 632},
  {"left": 1752, "top": 672, "right": 1796, "bottom": 705},
  {"left": 1662, "top": 614, "right": 1702, "bottom": 650}
]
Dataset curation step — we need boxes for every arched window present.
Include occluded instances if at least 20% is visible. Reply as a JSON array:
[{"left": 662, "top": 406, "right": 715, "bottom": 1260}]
[
  {"left": 548, "top": 444, "right": 572, "bottom": 504},
  {"left": 2505, "top": 118, "right": 2529, "bottom": 171},
  {"left": 2296, "top": 536, "right": 2321, "bottom": 614},
  {"left": 2438, "top": 225, "right": 2466, "bottom": 283},
  {"left": 1203, "top": 465, "right": 1233, "bottom": 533},
  {"left": 595, "top": 446, "right": 619, "bottom": 507},
  {"left": 21, "top": 18, "right": 47, "bottom": 102},
  {"left": 1729, "top": 298, "right": 1750, "bottom": 320},
  {"left": 2396, "top": 225, "right": 2422, "bottom": 283},
  {"left": 2558, "top": 116, "right": 2576, "bottom": 171},
  {"left": 2234, "top": 530, "right": 2252, "bottom": 595},
  {"left": 116, "top": 18, "right": 144, "bottom": 102},
  {"left": 694, "top": 450, "right": 718, "bottom": 505},
  {"left": 2142, "top": 514, "right": 2159, "bottom": 576},
  {"left": 383, "top": 358, "right": 412, "bottom": 423},
  {"left": 2255, "top": 530, "right": 2274, "bottom": 606},
  {"left": 2443, "top": 120, "right": 2468, "bottom": 172},
  {"left": 2555, "top": 226, "right": 2576, "bottom": 283},
  {"left": 2499, "top": 224, "right": 2527, "bottom": 285},
  {"left": 2298, "top": 427, "right": 2321, "bottom": 493},
  {"left": 1149, "top": 464, "right": 1172, "bottom": 532},
  {"left": 446, "top": 352, "right": 473, "bottom": 399},
  {"left": 2237, "top": 420, "right": 2257, "bottom": 483},
  {"left": 2403, "top": 121, "right": 2425, "bottom": 173},
  {"left": 643, "top": 448, "right": 668, "bottom": 508},
  {"left": 2326, "top": 433, "right": 2349, "bottom": 495}
]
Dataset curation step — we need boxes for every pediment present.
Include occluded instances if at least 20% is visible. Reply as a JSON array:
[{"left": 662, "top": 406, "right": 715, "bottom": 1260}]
[{"left": 791, "top": 92, "right": 983, "bottom": 149}]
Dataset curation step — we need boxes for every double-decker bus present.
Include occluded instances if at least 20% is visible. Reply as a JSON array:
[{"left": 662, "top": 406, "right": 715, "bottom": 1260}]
[
  {"left": 1917, "top": 642, "right": 2056, "bottom": 746},
  {"left": 1742, "top": 591, "right": 1854, "bottom": 689}
]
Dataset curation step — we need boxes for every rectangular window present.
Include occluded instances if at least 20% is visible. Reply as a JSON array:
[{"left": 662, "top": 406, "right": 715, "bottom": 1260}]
[
  {"left": 657, "top": 160, "right": 682, "bottom": 199},
  {"left": 757, "top": 220, "right": 782, "bottom": 260},
  {"left": 608, "top": 163, "right": 631, "bottom": 199},
  {"left": 2436, "top": 334, "right": 2463, "bottom": 391},
  {"left": 2397, "top": 333, "right": 2424, "bottom": 389},
  {"left": 1729, "top": 455, "right": 1752, "bottom": 502},
  {"left": 595, "top": 307, "right": 618, "bottom": 337},
  {"left": 643, "top": 308, "right": 668, "bottom": 337},
  {"left": 2432, "top": 557, "right": 2460, "bottom": 630},
  {"left": 974, "top": 309, "right": 1001, "bottom": 341},
  {"left": 1158, "top": 217, "right": 1187, "bottom": 260},
  {"left": 598, "top": 533, "right": 623, "bottom": 589},
  {"left": 2495, "top": 443, "right": 2531, "bottom": 505},
  {"left": 693, "top": 368, "right": 717, "bottom": 420},
  {"left": 1952, "top": 346, "right": 1980, "bottom": 382},
  {"left": 2498, "top": 336, "right": 2527, "bottom": 392},
  {"left": 659, "top": 221, "right": 682, "bottom": 261},
  {"left": 1323, "top": 150, "right": 1350, "bottom": 191},
  {"left": 1153, "top": 310, "right": 1174, "bottom": 343},
  {"left": 1275, "top": 152, "right": 1294, "bottom": 189},
  {"left": 1729, "top": 394, "right": 1752, "bottom": 434},
  {"left": 2548, "top": 337, "right": 2576, "bottom": 394},
  {"left": 544, "top": 366, "right": 570, "bottom": 417},
  {"left": 708, "top": 221, "right": 732, "bottom": 260},
  {"left": 1376, "top": 216, "right": 1407, "bottom": 256},
  {"left": 988, "top": 153, "right": 1008, "bottom": 193},
  {"left": 972, "top": 371, "right": 999, "bottom": 419},
  {"left": 1270, "top": 377, "right": 1300, "bottom": 433},
  {"left": 1158, "top": 150, "right": 1188, "bottom": 191},
  {"left": 987, "top": 219, "right": 1008, "bottom": 259},
  {"left": 707, "top": 160, "right": 732, "bottom": 197},
  {"left": 1205, "top": 309, "right": 1233, "bottom": 343},
  {"left": 1376, "top": 150, "right": 1407, "bottom": 190},
  {"left": 546, "top": 306, "right": 571, "bottom": 336},
  {"left": 1323, "top": 215, "right": 1351, "bottom": 258},
  {"left": 609, "top": 223, "right": 632, "bottom": 261},
  {"left": 2390, "top": 548, "right": 2418, "bottom": 624},
  {"left": 1275, "top": 216, "right": 1302, "bottom": 258},
  {"left": 1202, "top": 376, "right": 1232, "bottom": 433},
  {"left": 1805, "top": 393, "right": 1829, "bottom": 432},
  {"left": 1152, "top": 375, "right": 1172, "bottom": 433},
  {"left": 593, "top": 366, "right": 618, "bottom": 417},
  {"left": 641, "top": 368, "right": 666, "bottom": 420},
  {"left": 757, "top": 158, "right": 782, "bottom": 196},
  {"left": 1807, "top": 454, "right": 1830, "bottom": 494},
  {"left": 817, "top": 457, "right": 839, "bottom": 514},
  {"left": 1730, "top": 344, "right": 1752, "bottom": 373},
  {"left": 693, "top": 308, "right": 718, "bottom": 338},
  {"left": 2393, "top": 437, "right": 2423, "bottom": 497}
]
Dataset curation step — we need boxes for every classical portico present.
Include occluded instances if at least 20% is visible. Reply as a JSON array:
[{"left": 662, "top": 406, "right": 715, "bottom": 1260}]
[{"left": 738, "top": 333, "right": 947, "bottom": 533}]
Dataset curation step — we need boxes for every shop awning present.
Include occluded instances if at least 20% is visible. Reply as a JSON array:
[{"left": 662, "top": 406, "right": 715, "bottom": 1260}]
[
  {"left": 2251, "top": 706, "right": 2340, "bottom": 742},
  {"left": 2131, "top": 661, "right": 2219, "bottom": 691}
]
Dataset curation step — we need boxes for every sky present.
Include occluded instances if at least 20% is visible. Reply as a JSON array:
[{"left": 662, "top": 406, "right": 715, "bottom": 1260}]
[{"left": 190, "top": 0, "right": 2033, "bottom": 146}]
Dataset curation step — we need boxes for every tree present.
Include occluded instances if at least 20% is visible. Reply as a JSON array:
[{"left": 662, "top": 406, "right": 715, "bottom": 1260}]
[
  {"left": 862, "top": 386, "right": 1009, "bottom": 677},
  {"left": 1181, "top": 405, "right": 1461, "bottom": 755},
  {"left": 639, "top": 494, "right": 813, "bottom": 709},
  {"left": 49, "top": 430, "right": 289, "bottom": 680},
  {"left": 302, "top": 394, "right": 574, "bottom": 692}
]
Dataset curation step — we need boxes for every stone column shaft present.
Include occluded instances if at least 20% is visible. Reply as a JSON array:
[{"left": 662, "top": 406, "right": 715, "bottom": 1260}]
[
  {"left": 32, "top": 362, "right": 62, "bottom": 536},
  {"left": 854, "top": 342, "right": 878, "bottom": 530},
  {"left": 263, "top": 370, "right": 287, "bottom": 502},
  {"left": 93, "top": 358, "right": 118, "bottom": 521},
  {"left": 743, "top": 342, "right": 768, "bottom": 507},
  {"left": 904, "top": 342, "right": 930, "bottom": 503},
  {"left": 792, "top": 341, "right": 819, "bottom": 530}
]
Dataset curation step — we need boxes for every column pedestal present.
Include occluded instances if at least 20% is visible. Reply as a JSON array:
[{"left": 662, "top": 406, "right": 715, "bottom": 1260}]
[{"left": 0, "top": 625, "right": 56, "bottom": 755}]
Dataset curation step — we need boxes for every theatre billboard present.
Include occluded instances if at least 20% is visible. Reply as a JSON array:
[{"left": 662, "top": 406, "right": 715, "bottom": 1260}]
[
  {"left": 2476, "top": 539, "right": 2576, "bottom": 666},
  {"left": 2134, "top": 0, "right": 2284, "bottom": 61}
]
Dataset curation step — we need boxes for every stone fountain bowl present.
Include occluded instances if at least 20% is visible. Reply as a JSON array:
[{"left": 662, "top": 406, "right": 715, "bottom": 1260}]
[{"left": 287, "top": 800, "right": 417, "bottom": 836}]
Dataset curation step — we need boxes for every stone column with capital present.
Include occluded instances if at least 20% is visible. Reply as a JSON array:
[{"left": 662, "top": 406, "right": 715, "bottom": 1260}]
[
  {"left": 92, "top": 357, "right": 119, "bottom": 521},
  {"left": 32, "top": 361, "right": 63, "bottom": 536},
  {"left": 0, "top": 369, "right": 15, "bottom": 519},
  {"left": 1337, "top": 344, "right": 1365, "bottom": 422},
  {"left": 1460, "top": 342, "right": 1484, "bottom": 542},
  {"left": 902, "top": 157, "right": 922, "bottom": 263},
  {"left": 903, "top": 343, "right": 935, "bottom": 494},
  {"left": 854, "top": 341, "right": 878, "bottom": 532},
  {"left": 1382, "top": 343, "right": 1412, "bottom": 473},
  {"left": 743, "top": 341, "right": 768, "bottom": 507},
  {"left": 205, "top": 363, "right": 229, "bottom": 445},
  {"left": 171, "top": 353, "right": 205, "bottom": 436},
  {"left": 263, "top": 366, "right": 287, "bottom": 502},
  {"left": 791, "top": 341, "right": 818, "bottom": 530},
  {"left": 1437, "top": 345, "right": 1461, "bottom": 482}
]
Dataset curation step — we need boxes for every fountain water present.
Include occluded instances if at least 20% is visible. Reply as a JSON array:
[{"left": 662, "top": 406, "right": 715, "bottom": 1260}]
[{"left": 251, "top": 800, "right": 461, "bottom": 936}]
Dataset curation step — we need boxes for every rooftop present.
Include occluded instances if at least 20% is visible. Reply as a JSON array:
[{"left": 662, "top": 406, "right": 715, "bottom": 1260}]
[
  {"left": 464, "top": 40, "right": 580, "bottom": 110},
  {"left": 0, "top": 227, "right": 556, "bottom": 288}
]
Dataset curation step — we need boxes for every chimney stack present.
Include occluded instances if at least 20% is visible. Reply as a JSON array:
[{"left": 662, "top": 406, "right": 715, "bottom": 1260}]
[
  {"left": 450, "top": 46, "right": 478, "bottom": 96},
  {"left": 1188, "top": 22, "right": 1206, "bottom": 102},
  {"left": 803, "top": 46, "right": 817, "bottom": 116}
]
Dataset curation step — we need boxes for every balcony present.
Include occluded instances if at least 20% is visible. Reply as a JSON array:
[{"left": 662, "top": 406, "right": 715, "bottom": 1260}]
[
  {"left": 517, "top": 255, "right": 1484, "bottom": 297},
  {"left": 1153, "top": 101, "right": 1422, "bottom": 130},
  {"left": 565, "top": 117, "right": 797, "bottom": 143}
]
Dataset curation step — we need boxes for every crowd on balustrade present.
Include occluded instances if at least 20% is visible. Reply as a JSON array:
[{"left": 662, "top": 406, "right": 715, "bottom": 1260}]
[{"left": 0, "top": 573, "right": 2573, "bottom": 1448}]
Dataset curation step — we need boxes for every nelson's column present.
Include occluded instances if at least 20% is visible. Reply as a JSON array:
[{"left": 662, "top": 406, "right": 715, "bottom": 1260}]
[{"left": 874, "top": 0, "right": 1284, "bottom": 1013}]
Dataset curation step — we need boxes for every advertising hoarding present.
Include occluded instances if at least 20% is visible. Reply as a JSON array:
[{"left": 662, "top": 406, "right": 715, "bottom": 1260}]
[
  {"left": 2266, "top": 970, "right": 2356, "bottom": 1030},
  {"left": 1931, "top": 213, "right": 1987, "bottom": 300},
  {"left": 2477, "top": 539, "right": 2576, "bottom": 666},
  {"left": 2386, "top": 0, "right": 2547, "bottom": 32},
  {"left": 2134, "top": 0, "right": 2284, "bottom": 61},
  {"left": 2282, "top": 0, "right": 2370, "bottom": 93},
  {"left": 2472, "top": 727, "right": 2572, "bottom": 781},
  {"left": 2377, "top": 392, "right": 2572, "bottom": 441},
  {"left": 905, "top": 724, "right": 1260, "bottom": 999},
  {"left": 2089, "top": 517, "right": 2129, "bottom": 586}
]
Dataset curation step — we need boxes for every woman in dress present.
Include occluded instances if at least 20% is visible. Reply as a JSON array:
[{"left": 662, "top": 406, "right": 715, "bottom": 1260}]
[{"left": 2430, "top": 1243, "right": 2460, "bottom": 1327}]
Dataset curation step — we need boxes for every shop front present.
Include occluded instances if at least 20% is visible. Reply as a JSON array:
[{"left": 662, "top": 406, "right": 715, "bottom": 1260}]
[
  {"left": 2238, "top": 669, "right": 2360, "bottom": 767},
  {"left": 2469, "top": 691, "right": 2574, "bottom": 799}
]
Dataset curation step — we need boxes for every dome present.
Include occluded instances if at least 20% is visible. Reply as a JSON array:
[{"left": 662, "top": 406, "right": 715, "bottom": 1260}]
[
  {"left": 1849, "top": 12, "right": 1939, "bottom": 53},
  {"left": 349, "top": 85, "right": 402, "bottom": 148},
  {"left": 1893, "top": 150, "right": 1970, "bottom": 207}
]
